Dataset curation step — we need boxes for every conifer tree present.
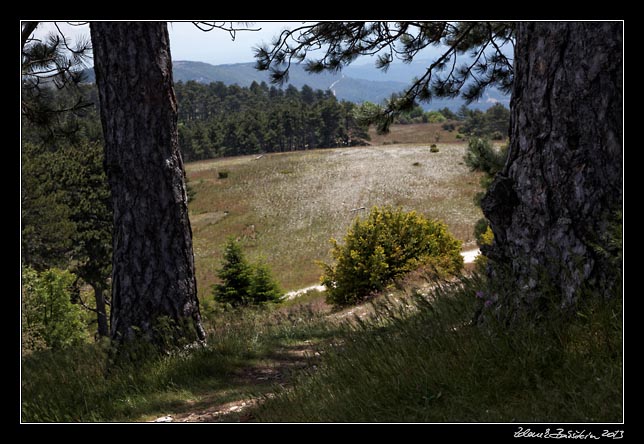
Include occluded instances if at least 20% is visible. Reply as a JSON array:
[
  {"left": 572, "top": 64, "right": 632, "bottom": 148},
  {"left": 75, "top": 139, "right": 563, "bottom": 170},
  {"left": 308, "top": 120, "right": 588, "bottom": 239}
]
[
  {"left": 213, "top": 240, "right": 282, "bottom": 306},
  {"left": 250, "top": 260, "right": 283, "bottom": 304},
  {"left": 213, "top": 238, "right": 253, "bottom": 307}
]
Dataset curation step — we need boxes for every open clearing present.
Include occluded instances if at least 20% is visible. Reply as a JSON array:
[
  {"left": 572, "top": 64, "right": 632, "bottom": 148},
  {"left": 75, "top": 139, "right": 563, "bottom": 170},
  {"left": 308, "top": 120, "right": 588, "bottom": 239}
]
[
  {"left": 186, "top": 143, "right": 484, "bottom": 297},
  {"left": 367, "top": 122, "right": 465, "bottom": 145}
]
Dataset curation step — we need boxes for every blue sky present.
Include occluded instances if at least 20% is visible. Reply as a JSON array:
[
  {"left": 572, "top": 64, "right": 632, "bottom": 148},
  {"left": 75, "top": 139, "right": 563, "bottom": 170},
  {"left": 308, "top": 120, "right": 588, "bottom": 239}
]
[
  {"left": 167, "top": 21, "right": 300, "bottom": 64},
  {"left": 28, "top": 22, "right": 510, "bottom": 108},
  {"left": 32, "top": 21, "right": 314, "bottom": 65},
  {"left": 31, "top": 21, "right": 451, "bottom": 67}
]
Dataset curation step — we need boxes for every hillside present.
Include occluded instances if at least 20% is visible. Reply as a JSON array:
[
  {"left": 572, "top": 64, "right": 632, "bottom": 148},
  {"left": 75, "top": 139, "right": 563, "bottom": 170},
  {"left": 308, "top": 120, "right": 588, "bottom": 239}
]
[
  {"left": 185, "top": 141, "right": 484, "bottom": 295},
  {"left": 172, "top": 61, "right": 407, "bottom": 103},
  {"left": 81, "top": 60, "right": 509, "bottom": 110},
  {"left": 22, "top": 22, "right": 621, "bottom": 426},
  {"left": 82, "top": 61, "right": 408, "bottom": 106}
]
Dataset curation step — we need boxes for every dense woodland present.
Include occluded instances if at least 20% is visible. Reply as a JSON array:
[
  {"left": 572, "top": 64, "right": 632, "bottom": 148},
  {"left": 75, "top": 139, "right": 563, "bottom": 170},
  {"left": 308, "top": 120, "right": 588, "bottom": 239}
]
[
  {"left": 177, "top": 81, "right": 510, "bottom": 160},
  {"left": 23, "top": 79, "right": 510, "bottom": 161}
]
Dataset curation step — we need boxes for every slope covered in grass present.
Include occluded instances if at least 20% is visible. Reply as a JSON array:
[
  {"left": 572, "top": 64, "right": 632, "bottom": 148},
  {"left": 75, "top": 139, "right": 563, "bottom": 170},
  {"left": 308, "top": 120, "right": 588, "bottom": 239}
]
[
  {"left": 22, "top": 275, "right": 622, "bottom": 423},
  {"left": 186, "top": 143, "right": 483, "bottom": 295},
  {"left": 253, "top": 280, "right": 623, "bottom": 423},
  {"left": 21, "top": 303, "right": 336, "bottom": 422}
]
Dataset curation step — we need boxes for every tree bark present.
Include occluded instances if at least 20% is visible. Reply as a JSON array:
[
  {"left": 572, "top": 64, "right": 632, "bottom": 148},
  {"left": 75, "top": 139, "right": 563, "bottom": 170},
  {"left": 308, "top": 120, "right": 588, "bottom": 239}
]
[
  {"left": 90, "top": 22, "right": 206, "bottom": 344},
  {"left": 482, "top": 22, "right": 622, "bottom": 312},
  {"left": 93, "top": 283, "right": 109, "bottom": 338}
]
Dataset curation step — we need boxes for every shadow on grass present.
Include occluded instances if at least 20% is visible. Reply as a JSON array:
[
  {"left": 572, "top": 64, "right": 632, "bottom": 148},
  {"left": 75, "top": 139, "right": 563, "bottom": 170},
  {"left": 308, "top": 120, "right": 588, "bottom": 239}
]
[
  {"left": 160, "top": 341, "right": 324, "bottom": 422},
  {"left": 21, "top": 299, "right": 338, "bottom": 423}
]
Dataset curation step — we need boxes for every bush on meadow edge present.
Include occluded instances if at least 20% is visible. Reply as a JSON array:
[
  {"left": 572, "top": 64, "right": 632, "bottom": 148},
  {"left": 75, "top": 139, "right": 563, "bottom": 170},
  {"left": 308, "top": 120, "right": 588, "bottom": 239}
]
[{"left": 321, "top": 206, "right": 463, "bottom": 306}]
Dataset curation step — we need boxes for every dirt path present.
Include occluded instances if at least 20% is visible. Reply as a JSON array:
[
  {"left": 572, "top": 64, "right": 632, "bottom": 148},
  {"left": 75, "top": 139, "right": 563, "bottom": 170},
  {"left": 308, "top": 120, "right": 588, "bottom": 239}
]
[
  {"left": 283, "top": 285, "right": 326, "bottom": 301},
  {"left": 460, "top": 248, "right": 480, "bottom": 264},
  {"left": 152, "top": 342, "right": 322, "bottom": 423}
]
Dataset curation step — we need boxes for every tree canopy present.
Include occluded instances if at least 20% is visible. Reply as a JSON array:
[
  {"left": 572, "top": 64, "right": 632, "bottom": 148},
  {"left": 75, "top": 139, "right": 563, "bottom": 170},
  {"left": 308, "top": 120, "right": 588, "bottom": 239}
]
[{"left": 21, "top": 23, "right": 93, "bottom": 140}]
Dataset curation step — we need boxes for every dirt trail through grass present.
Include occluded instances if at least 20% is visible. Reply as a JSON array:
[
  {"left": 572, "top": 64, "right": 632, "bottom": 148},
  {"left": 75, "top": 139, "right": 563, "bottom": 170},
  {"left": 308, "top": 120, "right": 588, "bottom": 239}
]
[
  {"left": 149, "top": 284, "right": 428, "bottom": 422},
  {"left": 150, "top": 247, "right": 481, "bottom": 423},
  {"left": 156, "top": 342, "right": 322, "bottom": 423}
]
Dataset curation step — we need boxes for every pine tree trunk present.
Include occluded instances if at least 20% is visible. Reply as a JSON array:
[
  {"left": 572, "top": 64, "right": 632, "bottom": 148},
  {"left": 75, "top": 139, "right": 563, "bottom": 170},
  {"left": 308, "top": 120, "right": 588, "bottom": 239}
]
[
  {"left": 93, "top": 283, "right": 109, "bottom": 338},
  {"left": 90, "top": 22, "right": 206, "bottom": 344},
  {"left": 481, "top": 22, "right": 622, "bottom": 312}
]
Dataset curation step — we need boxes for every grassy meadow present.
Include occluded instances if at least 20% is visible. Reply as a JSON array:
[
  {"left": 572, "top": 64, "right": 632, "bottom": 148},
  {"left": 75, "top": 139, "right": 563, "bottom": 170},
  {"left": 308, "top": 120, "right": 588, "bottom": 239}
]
[
  {"left": 187, "top": 142, "right": 484, "bottom": 296},
  {"left": 367, "top": 122, "right": 466, "bottom": 145}
]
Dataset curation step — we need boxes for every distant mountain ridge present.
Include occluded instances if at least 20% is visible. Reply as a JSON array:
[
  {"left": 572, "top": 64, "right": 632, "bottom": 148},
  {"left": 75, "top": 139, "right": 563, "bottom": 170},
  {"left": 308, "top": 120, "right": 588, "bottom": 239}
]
[
  {"left": 82, "top": 60, "right": 509, "bottom": 111},
  {"left": 172, "top": 61, "right": 409, "bottom": 104}
]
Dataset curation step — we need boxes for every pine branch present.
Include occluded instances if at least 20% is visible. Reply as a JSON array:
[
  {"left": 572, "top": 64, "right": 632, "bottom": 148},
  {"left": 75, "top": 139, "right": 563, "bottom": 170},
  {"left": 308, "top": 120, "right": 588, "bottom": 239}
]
[
  {"left": 191, "top": 21, "right": 261, "bottom": 41},
  {"left": 255, "top": 21, "right": 514, "bottom": 104},
  {"left": 21, "top": 21, "right": 38, "bottom": 52}
]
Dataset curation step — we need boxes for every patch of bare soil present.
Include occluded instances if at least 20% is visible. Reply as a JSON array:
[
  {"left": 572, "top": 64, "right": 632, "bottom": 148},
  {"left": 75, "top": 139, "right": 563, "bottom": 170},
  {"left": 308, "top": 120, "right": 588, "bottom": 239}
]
[
  {"left": 190, "top": 211, "right": 228, "bottom": 227},
  {"left": 153, "top": 342, "right": 321, "bottom": 423}
]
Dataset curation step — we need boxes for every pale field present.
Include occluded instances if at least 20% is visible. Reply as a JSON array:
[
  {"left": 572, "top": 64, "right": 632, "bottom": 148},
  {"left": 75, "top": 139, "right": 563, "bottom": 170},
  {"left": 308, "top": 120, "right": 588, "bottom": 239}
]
[{"left": 185, "top": 143, "right": 484, "bottom": 298}]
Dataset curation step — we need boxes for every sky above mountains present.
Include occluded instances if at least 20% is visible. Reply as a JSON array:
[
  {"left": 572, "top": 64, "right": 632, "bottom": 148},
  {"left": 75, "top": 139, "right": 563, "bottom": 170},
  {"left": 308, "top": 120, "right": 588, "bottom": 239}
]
[
  {"left": 29, "top": 21, "right": 510, "bottom": 109},
  {"left": 31, "top": 22, "right": 315, "bottom": 64},
  {"left": 31, "top": 21, "right": 446, "bottom": 67}
]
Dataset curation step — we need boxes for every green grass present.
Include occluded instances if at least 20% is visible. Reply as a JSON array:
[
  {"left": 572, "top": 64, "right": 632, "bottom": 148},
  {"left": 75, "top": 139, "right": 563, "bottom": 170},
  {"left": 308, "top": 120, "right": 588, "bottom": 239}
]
[
  {"left": 22, "top": 275, "right": 622, "bottom": 423},
  {"left": 186, "top": 144, "right": 484, "bottom": 296},
  {"left": 252, "top": 278, "right": 623, "bottom": 423},
  {"left": 367, "top": 122, "right": 469, "bottom": 145},
  {"left": 21, "top": 302, "right": 336, "bottom": 422}
]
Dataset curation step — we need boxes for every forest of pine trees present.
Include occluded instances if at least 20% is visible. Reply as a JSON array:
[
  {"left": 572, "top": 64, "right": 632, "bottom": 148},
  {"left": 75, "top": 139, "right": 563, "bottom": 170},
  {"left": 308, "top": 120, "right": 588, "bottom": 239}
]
[
  {"left": 174, "top": 80, "right": 370, "bottom": 160},
  {"left": 23, "top": 77, "right": 510, "bottom": 165}
]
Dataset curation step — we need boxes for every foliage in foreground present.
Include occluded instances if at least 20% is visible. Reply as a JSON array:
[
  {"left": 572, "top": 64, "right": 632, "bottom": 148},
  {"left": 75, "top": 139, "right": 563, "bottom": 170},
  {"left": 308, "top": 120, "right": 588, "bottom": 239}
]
[
  {"left": 22, "top": 140, "right": 113, "bottom": 339},
  {"left": 255, "top": 277, "right": 623, "bottom": 423},
  {"left": 22, "top": 271, "right": 622, "bottom": 423},
  {"left": 465, "top": 137, "right": 507, "bottom": 251},
  {"left": 22, "top": 266, "right": 89, "bottom": 353},
  {"left": 321, "top": 206, "right": 463, "bottom": 306},
  {"left": 464, "top": 137, "right": 507, "bottom": 183}
]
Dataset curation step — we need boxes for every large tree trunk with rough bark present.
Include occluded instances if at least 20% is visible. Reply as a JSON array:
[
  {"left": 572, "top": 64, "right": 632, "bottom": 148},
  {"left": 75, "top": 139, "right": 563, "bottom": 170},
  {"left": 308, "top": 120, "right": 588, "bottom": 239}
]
[
  {"left": 482, "top": 22, "right": 622, "bottom": 314},
  {"left": 90, "top": 22, "right": 206, "bottom": 344},
  {"left": 93, "top": 283, "right": 109, "bottom": 338}
]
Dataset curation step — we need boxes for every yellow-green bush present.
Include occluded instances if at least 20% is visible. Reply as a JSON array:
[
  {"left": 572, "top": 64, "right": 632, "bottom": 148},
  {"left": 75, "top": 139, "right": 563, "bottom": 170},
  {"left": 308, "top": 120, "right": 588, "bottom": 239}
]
[
  {"left": 479, "top": 226, "right": 494, "bottom": 246},
  {"left": 474, "top": 225, "right": 494, "bottom": 270},
  {"left": 321, "top": 206, "right": 463, "bottom": 306}
]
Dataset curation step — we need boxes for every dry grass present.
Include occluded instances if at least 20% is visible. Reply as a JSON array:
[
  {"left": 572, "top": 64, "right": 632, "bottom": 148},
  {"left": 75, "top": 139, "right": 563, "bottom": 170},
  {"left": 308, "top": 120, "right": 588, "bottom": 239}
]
[
  {"left": 186, "top": 144, "right": 484, "bottom": 298},
  {"left": 367, "top": 122, "right": 464, "bottom": 145}
]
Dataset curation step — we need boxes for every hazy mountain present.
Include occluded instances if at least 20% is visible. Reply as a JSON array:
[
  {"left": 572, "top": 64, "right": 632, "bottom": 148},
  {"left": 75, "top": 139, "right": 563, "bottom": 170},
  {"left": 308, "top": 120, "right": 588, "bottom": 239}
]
[
  {"left": 172, "top": 61, "right": 412, "bottom": 106},
  {"left": 81, "top": 60, "right": 509, "bottom": 111},
  {"left": 343, "top": 58, "right": 435, "bottom": 83},
  {"left": 344, "top": 57, "right": 511, "bottom": 109}
]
